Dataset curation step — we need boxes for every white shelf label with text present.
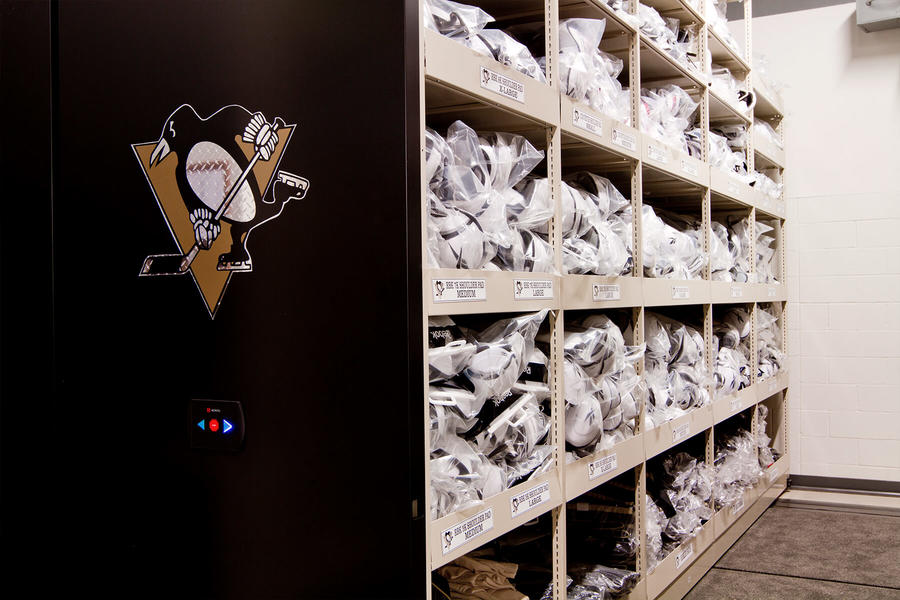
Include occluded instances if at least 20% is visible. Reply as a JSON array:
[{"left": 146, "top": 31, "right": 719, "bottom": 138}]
[
  {"left": 510, "top": 482, "right": 551, "bottom": 518},
  {"left": 432, "top": 279, "right": 487, "bottom": 303},
  {"left": 768, "top": 286, "right": 777, "bottom": 298},
  {"left": 441, "top": 508, "right": 494, "bottom": 555},
  {"left": 681, "top": 159, "right": 699, "bottom": 177},
  {"left": 572, "top": 107, "right": 603, "bottom": 136},
  {"left": 731, "top": 497, "right": 745, "bottom": 515},
  {"left": 612, "top": 128, "right": 637, "bottom": 151},
  {"left": 673, "top": 422, "right": 691, "bottom": 443},
  {"left": 731, "top": 286, "right": 743, "bottom": 298},
  {"left": 674, "top": 543, "right": 694, "bottom": 569},
  {"left": 514, "top": 279, "right": 553, "bottom": 300},
  {"left": 648, "top": 144, "right": 668, "bottom": 164},
  {"left": 480, "top": 66, "right": 525, "bottom": 103},
  {"left": 730, "top": 398, "right": 742, "bottom": 413},
  {"left": 672, "top": 286, "right": 690, "bottom": 300},
  {"left": 588, "top": 453, "right": 618, "bottom": 481},
  {"left": 593, "top": 284, "right": 621, "bottom": 301}
]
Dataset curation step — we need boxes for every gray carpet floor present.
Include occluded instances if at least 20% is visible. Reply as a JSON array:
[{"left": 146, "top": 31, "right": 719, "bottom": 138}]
[{"left": 684, "top": 505, "right": 900, "bottom": 599}]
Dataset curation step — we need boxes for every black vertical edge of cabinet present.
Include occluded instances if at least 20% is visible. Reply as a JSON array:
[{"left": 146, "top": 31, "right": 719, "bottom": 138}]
[
  {"left": 0, "top": 0, "right": 55, "bottom": 585},
  {"left": 2, "top": 1, "right": 424, "bottom": 597}
]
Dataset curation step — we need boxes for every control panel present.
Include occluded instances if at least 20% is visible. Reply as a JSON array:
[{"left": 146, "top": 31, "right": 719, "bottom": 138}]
[{"left": 190, "top": 399, "right": 244, "bottom": 451}]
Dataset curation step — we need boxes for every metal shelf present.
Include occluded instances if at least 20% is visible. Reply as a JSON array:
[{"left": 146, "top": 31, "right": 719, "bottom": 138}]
[
  {"left": 644, "top": 405, "right": 713, "bottom": 461},
  {"left": 559, "top": 0, "right": 639, "bottom": 33},
  {"left": 712, "top": 386, "right": 759, "bottom": 424},
  {"left": 564, "top": 433, "right": 645, "bottom": 501},
  {"left": 707, "top": 28, "right": 750, "bottom": 75},
  {"left": 640, "top": 0, "right": 705, "bottom": 26},
  {"left": 757, "top": 369, "right": 789, "bottom": 402},
  {"left": 710, "top": 281, "right": 753, "bottom": 304},
  {"left": 708, "top": 88, "right": 751, "bottom": 126},
  {"left": 561, "top": 274, "right": 644, "bottom": 310},
  {"left": 639, "top": 35, "right": 707, "bottom": 89},
  {"left": 560, "top": 95, "right": 642, "bottom": 161},
  {"left": 711, "top": 484, "right": 761, "bottom": 538},
  {"left": 424, "top": 29, "right": 560, "bottom": 129},
  {"left": 641, "top": 137, "right": 710, "bottom": 189},
  {"left": 426, "top": 269, "right": 561, "bottom": 316},
  {"left": 643, "top": 278, "right": 710, "bottom": 307},
  {"left": 709, "top": 167, "right": 754, "bottom": 207},
  {"left": 749, "top": 188, "right": 786, "bottom": 219},
  {"left": 430, "top": 467, "right": 564, "bottom": 569},
  {"left": 752, "top": 128, "right": 785, "bottom": 169},
  {"left": 646, "top": 521, "right": 716, "bottom": 599},
  {"left": 753, "top": 81, "right": 784, "bottom": 120}
]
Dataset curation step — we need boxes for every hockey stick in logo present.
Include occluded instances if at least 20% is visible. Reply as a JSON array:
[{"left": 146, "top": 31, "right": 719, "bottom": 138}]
[{"left": 140, "top": 116, "right": 298, "bottom": 276}]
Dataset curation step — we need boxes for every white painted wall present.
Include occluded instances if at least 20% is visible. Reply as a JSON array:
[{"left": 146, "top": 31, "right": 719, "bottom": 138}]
[{"left": 733, "top": 3, "right": 900, "bottom": 481}]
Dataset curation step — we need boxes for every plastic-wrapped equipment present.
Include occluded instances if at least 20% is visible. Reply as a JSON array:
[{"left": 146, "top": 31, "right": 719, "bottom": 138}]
[
  {"left": 641, "top": 205, "right": 707, "bottom": 281},
  {"left": 713, "top": 427, "right": 762, "bottom": 510},
  {"left": 562, "top": 315, "right": 646, "bottom": 459},
  {"left": 557, "top": 19, "right": 631, "bottom": 125},
  {"left": 647, "top": 452, "right": 714, "bottom": 570},
  {"left": 644, "top": 313, "right": 711, "bottom": 427},
  {"left": 638, "top": 6, "right": 700, "bottom": 71},
  {"left": 710, "top": 65, "right": 753, "bottom": 115},
  {"left": 708, "top": 130, "right": 750, "bottom": 181},
  {"left": 757, "top": 306, "right": 785, "bottom": 380},
  {"left": 429, "top": 311, "right": 553, "bottom": 519},
  {"left": 640, "top": 86, "right": 699, "bottom": 155},
  {"left": 756, "top": 404, "right": 779, "bottom": 469},
  {"left": 561, "top": 172, "right": 633, "bottom": 277},
  {"left": 427, "top": 122, "right": 555, "bottom": 273},
  {"left": 753, "top": 120, "right": 784, "bottom": 150},
  {"left": 753, "top": 53, "right": 784, "bottom": 95},
  {"left": 713, "top": 308, "right": 752, "bottom": 398},
  {"left": 709, "top": 216, "right": 753, "bottom": 283},
  {"left": 756, "top": 221, "right": 778, "bottom": 283},
  {"left": 751, "top": 170, "right": 783, "bottom": 200},
  {"left": 567, "top": 565, "right": 640, "bottom": 599},
  {"left": 423, "top": 0, "right": 546, "bottom": 82}
]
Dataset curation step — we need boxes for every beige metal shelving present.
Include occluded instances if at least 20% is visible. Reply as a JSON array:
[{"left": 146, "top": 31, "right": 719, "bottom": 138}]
[{"left": 419, "top": 1, "right": 789, "bottom": 598}]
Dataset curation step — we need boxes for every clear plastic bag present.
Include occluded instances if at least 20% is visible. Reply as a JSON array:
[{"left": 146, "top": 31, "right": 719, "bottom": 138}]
[
  {"left": 753, "top": 120, "right": 783, "bottom": 150},
  {"left": 641, "top": 205, "right": 707, "bottom": 280},
  {"left": 640, "top": 86, "right": 699, "bottom": 154},
  {"left": 557, "top": 18, "right": 631, "bottom": 124}
]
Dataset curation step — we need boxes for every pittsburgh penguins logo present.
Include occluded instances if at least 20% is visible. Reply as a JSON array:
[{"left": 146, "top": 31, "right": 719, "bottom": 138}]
[{"left": 134, "top": 104, "right": 309, "bottom": 318}]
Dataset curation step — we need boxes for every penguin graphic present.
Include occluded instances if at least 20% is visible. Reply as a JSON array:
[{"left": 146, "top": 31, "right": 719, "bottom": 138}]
[{"left": 135, "top": 104, "right": 309, "bottom": 318}]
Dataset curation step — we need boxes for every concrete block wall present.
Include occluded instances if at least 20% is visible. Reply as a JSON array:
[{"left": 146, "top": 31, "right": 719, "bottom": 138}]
[{"left": 734, "top": 3, "right": 900, "bottom": 482}]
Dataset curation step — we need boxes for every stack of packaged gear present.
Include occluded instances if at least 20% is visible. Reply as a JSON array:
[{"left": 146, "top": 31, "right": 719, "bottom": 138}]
[
  {"left": 709, "top": 216, "right": 752, "bottom": 283},
  {"left": 713, "top": 308, "right": 752, "bottom": 398},
  {"left": 640, "top": 85, "right": 701, "bottom": 157},
  {"left": 555, "top": 19, "right": 631, "bottom": 125},
  {"left": 561, "top": 314, "right": 646, "bottom": 462},
  {"left": 755, "top": 404, "right": 780, "bottom": 470},
  {"left": 560, "top": 173, "right": 633, "bottom": 276},
  {"left": 601, "top": 0, "right": 640, "bottom": 28},
  {"left": 637, "top": 5, "right": 701, "bottom": 73},
  {"left": 428, "top": 310, "right": 554, "bottom": 519},
  {"left": 646, "top": 451, "right": 714, "bottom": 570},
  {"left": 565, "top": 479, "right": 641, "bottom": 599},
  {"left": 709, "top": 65, "right": 754, "bottom": 115},
  {"left": 642, "top": 205, "right": 707, "bottom": 280},
  {"left": 712, "top": 424, "right": 762, "bottom": 511},
  {"left": 704, "top": 0, "right": 745, "bottom": 61},
  {"left": 423, "top": 0, "right": 546, "bottom": 83},
  {"left": 644, "top": 313, "right": 711, "bottom": 428},
  {"left": 757, "top": 306, "right": 785, "bottom": 381},
  {"left": 708, "top": 128, "right": 751, "bottom": 183},
  {"left": 756, "top": 221, "right": 778, "bottom": 283},
  {"left": 753, "top": 120, "right": 784, "bottom": 151},
  {"left": 426, "top": 121, "right": 556, "bottom": 273},
  {"left": 751, "top": 171, "right": 783, "bottom": 200}
]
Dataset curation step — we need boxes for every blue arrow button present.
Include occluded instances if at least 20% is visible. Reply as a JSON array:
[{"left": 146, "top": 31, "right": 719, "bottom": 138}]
[
  {"left": 197, "top": 419, "right": 205, "bottom": 430},
  {"left": 223, "top": 420, "right": 233, "bottom": 434}
]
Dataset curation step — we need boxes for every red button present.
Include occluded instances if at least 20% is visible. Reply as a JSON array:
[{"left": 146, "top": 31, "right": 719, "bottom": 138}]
[{"left": 209, "top": 419, "right": 219, "bottom": 432}]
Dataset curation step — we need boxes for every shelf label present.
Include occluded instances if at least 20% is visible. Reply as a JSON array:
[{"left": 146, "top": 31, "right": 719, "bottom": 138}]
[
  {"left": 768, "top": 379, "right": 778, "bottom": 393},
  {"left": 441, "top": 508, "right": 494, "bottom": 555},
  {"left": 573, "top": 107, "right": 603, "bottom": 136},
  {"left": 612, "top": 128, "right": 637, "bottom": 152},
  {"left": 730, "top": 398, "right": 742, "bottom": 413},
  {"left": 672, "top": 286, "right": 690, "bottom": 300},
  {"left": 593, "top": 284, "right": 621, "bottom": 301},
  {"left": 514, "top": 279, "right": 553, "bottom": 300},
  {"left": 432, "top": 279, "right": 486, "bottom": 303},
  {"left": 648, "top": 144, "right": 668, "bottom": 164},
  {"left": 673, "top": 422, "right": 691, "bottom": 443},
  {"left": 727, "top": 178, "right": 741, "bottom": 197},
  {"left": 510, "top": 482, "right": 551, "bottom": 518},
  {"left": 768, "top": 286, "right": 777, "bottom": 298},
  {"left": 589, "top": 453, "right": 618, "bottom": 480},
  {"left": 731, "top": 286, "right": 743, "bottom": 298},
  {"left": 681, "top": 159, "right": 699, "bottom": 177},
  {"left": 480, "top": 66, "right": 525, "bottom": 103},
  {"left": 732, "top": 497, "right": 746, "bottom": 515},
  {"left": 674, "top": 543, "right": 694, "bottom": 569},
  {"left": 768, "top": 466, "right": 778, "bottom": 484}
]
